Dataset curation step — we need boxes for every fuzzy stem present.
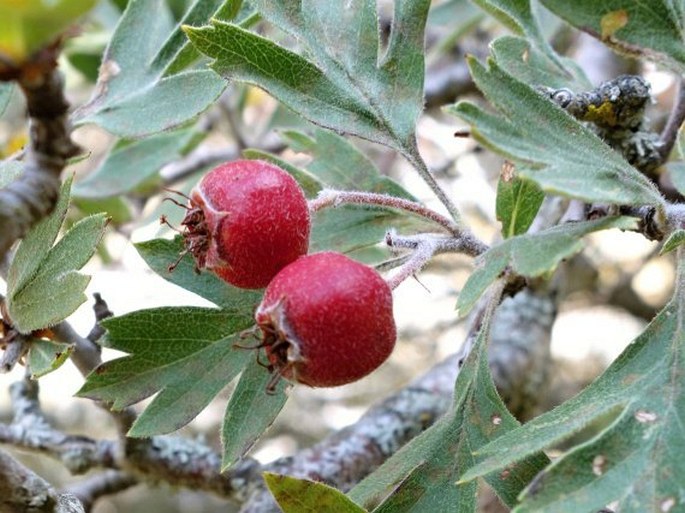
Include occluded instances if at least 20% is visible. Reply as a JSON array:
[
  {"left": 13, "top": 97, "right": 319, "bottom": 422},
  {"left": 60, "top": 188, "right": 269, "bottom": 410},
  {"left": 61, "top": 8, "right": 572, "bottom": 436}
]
[
  {"left": 402, "top": 143, "right": 463, "bottom": 225},
  {"left": 309, "top": 189, "right": 461, "bottom": 234},
  {"left": 384, "top": 233, "right": 438, "bottom": 290},
  {"left": 384, "top": 230, "right": 488, "bottom": 289}
]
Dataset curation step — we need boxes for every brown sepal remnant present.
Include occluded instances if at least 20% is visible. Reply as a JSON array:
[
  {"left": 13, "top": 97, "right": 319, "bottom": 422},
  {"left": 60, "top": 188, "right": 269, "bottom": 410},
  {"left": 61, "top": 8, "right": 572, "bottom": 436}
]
[{"left": 178, "top": 203, "right": 210, "bottom": 271}]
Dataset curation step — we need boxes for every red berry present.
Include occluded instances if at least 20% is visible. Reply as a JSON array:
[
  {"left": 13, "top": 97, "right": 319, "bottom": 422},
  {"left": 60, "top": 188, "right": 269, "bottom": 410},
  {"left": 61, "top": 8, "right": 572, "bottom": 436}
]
[
  {"left": 255, "top": 252, "right": 396, "bottom": 388},
  {"left": 179, "top": 160, "right": 310, "bottom": 289}
]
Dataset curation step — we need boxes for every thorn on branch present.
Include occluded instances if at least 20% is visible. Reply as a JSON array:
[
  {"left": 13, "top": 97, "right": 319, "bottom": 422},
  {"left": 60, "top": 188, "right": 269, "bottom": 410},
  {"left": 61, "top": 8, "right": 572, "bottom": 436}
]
[{"left": 86, "top": 293, "right": 113, "bottom": 344}]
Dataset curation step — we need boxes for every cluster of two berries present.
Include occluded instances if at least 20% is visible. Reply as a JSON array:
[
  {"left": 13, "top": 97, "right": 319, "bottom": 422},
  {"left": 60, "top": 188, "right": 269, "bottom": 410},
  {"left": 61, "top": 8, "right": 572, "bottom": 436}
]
[{"left": 178, "top": 160, "right": 396, "bottom": 389}]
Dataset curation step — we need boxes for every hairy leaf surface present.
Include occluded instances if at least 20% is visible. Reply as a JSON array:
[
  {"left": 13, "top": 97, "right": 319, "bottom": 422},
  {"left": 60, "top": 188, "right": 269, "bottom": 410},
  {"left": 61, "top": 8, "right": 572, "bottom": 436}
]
[
  {"left": 221, "top": 359, "right": 289, "bottom": 469},
  {"left": 73, "top": 0, "right": 230, "bottom": 136},
  {"left": 27, "top": 340, "right": 74, "bottom": 379},
  {"left": 496, "top": 169, "right": 544, "bottom": 238},
  {"left": 135, "top": 237, "right": 262, "bottom": 311},
  {"left": 461, "top": 251, "right": 685, "bottom": 512},
  {"left": 7, "top": 178, "right": 108, "bottom": 333},
  {"left": 184, "top": 0, "right": 430, "bottom": 158},
  {"left": 458, "top": 217, "right": 637, "bottom": 316},
  {"left": 78, "top": 307, "right": 254, "bottom": 436},
  {"left": 449, "top": 58, "right": 663, "bottom": 207},
  {"left": 541, "top": 0, "right": 685, "bottom": 74}
]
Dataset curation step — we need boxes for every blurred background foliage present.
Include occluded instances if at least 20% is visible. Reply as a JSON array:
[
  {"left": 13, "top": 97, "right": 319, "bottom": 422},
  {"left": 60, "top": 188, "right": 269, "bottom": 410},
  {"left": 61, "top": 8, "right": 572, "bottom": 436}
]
[{"left": 0, "top": 0, "right": 678, "bottom": 511}]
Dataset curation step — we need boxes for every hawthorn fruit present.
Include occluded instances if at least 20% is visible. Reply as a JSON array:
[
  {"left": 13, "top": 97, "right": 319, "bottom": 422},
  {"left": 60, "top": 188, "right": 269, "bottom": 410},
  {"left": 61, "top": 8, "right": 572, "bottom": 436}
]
[{"left": 255, "top": 251, "right": 396, "bottom": 388}]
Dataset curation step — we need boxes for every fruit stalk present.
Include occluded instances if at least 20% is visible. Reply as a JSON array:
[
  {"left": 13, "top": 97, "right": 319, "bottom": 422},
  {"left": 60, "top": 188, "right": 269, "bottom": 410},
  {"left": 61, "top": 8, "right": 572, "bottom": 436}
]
[
  {"left": 309, "top": 188, "right": 461, "bottom": 234},
  {"left": 384, "top": 230, "right": 489, "bottom": 289}
]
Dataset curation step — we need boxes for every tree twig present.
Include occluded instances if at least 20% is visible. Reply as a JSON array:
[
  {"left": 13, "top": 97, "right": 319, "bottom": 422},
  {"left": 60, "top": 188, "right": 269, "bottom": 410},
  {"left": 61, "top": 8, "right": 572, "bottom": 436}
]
[
  {"left": 1, "top": 377, "right": 117, "bottom": 474},
  {"left": 0, "top": 333, "right": 30, "bottom": 373},
  {"left": 85, "top": 293, "right": 112, "bottom": 343},
  {"left": 0, "top": 66, "right": 80, "bottom": 260},
  {"left": 65, "top": 471, "right": 138, "bottom": 513},
  {"left": 0, "top": 447, "right": 85, "bottom": 513},
  {"left": 659, "top": 77, "right": 685, "bottom": 163}
]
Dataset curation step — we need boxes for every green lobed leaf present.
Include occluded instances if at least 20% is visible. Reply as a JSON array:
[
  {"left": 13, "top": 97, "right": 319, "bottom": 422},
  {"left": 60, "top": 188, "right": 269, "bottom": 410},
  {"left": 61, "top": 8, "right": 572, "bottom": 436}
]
[
  {"left": 221, "top": 359, "right": 289, "bottom": 469},
  {"left": 22, "top": 214, "right": 108, "bottom": 287},
  {"left": 73, "top": 128, "right": 200, "bottom": 198},
  {"left": 310, "top": 208, "right": 400, "bottom": 263},
  {"left": 461, "top": 252, "right": 685, "bottom": 512},
  {"left": 9, "top": 274, "right": 91, "bottom": 334},
  {"left": 264, "top": 473, "right": 367, "bottom": 513},
  {"left": 8, "top": 181, "right": 108, "bottom": 333},
  {"left": 469, "top": 0, "right": 550, "bottom": 56},
  {"left": 280, "top": 129, "right": 414, "bottom": 199},
  {"left": 490, "top": 36, "right": 589, "bottom": 90},
  {"left": 457, "top": 217, "right": 637, "bottom": 316},
  {"left": 540, "top": 0, "right": 685, "bottom": 74},
  {"left": 73, "top": 0, "right": 228, "bottom": 137},
  {"left": 661, "top": 229, "right": 685, "bottom": 255},
  {"left": 7, "top": 177, "right": 73, "bottom": 296},
  {"left": 78, "top": 307, "right": 254, "bottom": 435},
  {"left": 184, "top": 0, "right": 430, "bottom": 156},
  {"left": 448, "top": 57, "right": 664, "bottom": 207},
  {"left": 468, "top": 0, "right": 590, "bottom": 90},
  {"left": 27, "top": 339, "right": 74, "bottom": 379},
  {"left": 349, "top": 289, "right": 548, "bottom": 512},
  {"left": 496, "top": 169, "right": 545, "bottom": 238},
  {"left": 135, "top": 237, "right": 262, "bottom": 310},
  {"left": 128, "top": 332, "right": 252, "bottom": 437},
  {"left": 157, "top": 0, "right": 244, "bottom": 75}
]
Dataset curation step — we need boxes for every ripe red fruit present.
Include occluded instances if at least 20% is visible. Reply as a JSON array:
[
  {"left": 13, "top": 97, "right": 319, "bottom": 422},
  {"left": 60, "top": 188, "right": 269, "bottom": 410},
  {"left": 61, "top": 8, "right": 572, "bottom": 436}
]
[
  {"left": 178, "top": 159, "right": 310, "bottom": 289},
  {"left": 255, "top": 251, "right": 396, "bottom": 388}
]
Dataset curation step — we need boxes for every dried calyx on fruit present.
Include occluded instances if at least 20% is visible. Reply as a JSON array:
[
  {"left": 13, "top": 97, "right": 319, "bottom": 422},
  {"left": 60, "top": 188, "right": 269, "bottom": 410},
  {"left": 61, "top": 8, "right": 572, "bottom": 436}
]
[
  {"left": 255, "top": 251, "right": 396, "bottom": 390},
  {"left": 168, "top": 159, "right": 310, "bottom": 290}
]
